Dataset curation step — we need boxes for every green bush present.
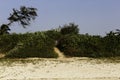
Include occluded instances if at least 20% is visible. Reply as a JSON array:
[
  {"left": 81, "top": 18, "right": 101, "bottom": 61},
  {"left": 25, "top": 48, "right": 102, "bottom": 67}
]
[
  {"left": 100, "top": 31, "right": 120, "bottom": 57},
  {"left": 4, "top": 32, "right": 58, "bottom": 58},
  {"left": 60, "top": 23, "right": 79, "bottom": 35},
  {"left": 1, "top": 27, "right": 120, "bottom": 58},
  {"left": 0, "top": 33, "right": 20, "bottom": 53},
  {"left": 57, "top": 34, "right": 102, "bottom": 57},
  {"left": 5, "top": 46, "right": 58, "bottom": 58},
  {"left": 44, "top": 29, "right": 62, "bottom": 40}
]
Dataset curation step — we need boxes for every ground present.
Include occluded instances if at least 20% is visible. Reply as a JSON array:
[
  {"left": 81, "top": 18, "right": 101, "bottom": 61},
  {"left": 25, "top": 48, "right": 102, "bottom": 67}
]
[{"left": 0, "top": 57, "right": 120, "bottom": 80}]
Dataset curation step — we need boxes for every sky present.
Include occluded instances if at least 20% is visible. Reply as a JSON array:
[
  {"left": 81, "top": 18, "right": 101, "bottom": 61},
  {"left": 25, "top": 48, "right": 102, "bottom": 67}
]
[{"left": 0, "top": 0, "right": 120, "bottom": 36}]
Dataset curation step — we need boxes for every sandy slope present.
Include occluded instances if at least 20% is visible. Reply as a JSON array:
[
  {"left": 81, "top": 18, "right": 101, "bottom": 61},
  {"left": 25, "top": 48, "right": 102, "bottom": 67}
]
[
  {"left": 0, "top": 54, "right": 5, "bottom": 58},
  {"left": 0, "top": 58, "right": 120, "bottom": 80},
  {"left": 54, "top": 47, "right": 65, "bottom": 58}
]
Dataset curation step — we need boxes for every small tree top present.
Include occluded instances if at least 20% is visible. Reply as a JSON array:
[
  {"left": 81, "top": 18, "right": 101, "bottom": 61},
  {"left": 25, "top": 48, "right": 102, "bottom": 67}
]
[{"left": 8, "top": 6, "right": 38, "bottom": 28}]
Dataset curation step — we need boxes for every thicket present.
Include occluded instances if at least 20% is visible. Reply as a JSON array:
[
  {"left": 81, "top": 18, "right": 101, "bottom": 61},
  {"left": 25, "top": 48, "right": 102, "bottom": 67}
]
[
  {"left": 57, "top": 23, "right": 120, "bottom": 58},
  {"left": 57, "top": 34, "right": 102, "bottom": 57},
  {"left": 0, "top": 32, "right": 58, "bottom": 58},
  {"left": 0, "top": 23, "right": 120, "bottom": 58},
  {"left": 60, "top": 23, "right": 79, "bottom": 35}
]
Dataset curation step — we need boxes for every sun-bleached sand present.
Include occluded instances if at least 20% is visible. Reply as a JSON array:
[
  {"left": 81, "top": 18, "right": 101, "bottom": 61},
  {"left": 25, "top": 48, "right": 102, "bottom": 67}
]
[{"left": 0, "top": 57, "right": 120, "bottom": 80}]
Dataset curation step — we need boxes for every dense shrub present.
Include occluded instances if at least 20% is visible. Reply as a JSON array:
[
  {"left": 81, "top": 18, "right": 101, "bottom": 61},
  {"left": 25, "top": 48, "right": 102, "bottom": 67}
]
[
  {"left": 6, "top": 46, "right": 58, "bottom": 58},
  {"left": 60, "top": 23, "right": 79, "bottom": 35},
  {"left": 0, "top": 33, "right": 20, "bottom": 53},
  {"left": 101, "top": 31, "right": 120, "bottom": 57},
  {"left": 1, "top": 32, "right": 58, "bottom": 58},
  {"left": 57, "top": 34, "right": 102, "bottom": 57},
  {"left": 57, "top": 29, "right": 120, "bottom": 58},
  {"left": 1, "top": 26, "right": 120, "bottom": 58},
  {"left": 57, "top": 35, "right": 79, "bottom": 56},
  {"left": 44, "top": 30, "right": 62, "bottom": 40}
]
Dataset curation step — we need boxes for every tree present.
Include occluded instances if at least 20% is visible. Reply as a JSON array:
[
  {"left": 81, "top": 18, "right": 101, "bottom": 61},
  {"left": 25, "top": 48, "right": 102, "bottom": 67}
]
[
  {"left": 106, "top": 31, "right": 115, "bottom": 37},
  {"left": 0, "top": 24, "right": 10, "bottom": 35},
  {"left": 115, "top": 29, "right": 120, "bottom": 36},
  {"left": 0, "top": 6, "right": 38, "bottom": 35},
  {"left": 60, "top": 23, "right": 79, "bottom": 35}
]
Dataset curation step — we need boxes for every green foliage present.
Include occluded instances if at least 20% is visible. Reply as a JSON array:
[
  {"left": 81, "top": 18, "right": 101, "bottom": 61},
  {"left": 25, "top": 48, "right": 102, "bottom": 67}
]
[
  {"left": 60, "top": 23, "right": 79, "bottom": 35},
  {"left": 0, "top": 33, "right": 19, "bottom": 53},
  {"left": 8, "top": 6, "right": 38, "bottom": 28},
  {"left": 44, "top": 29, "right": 62, "bottom": 40},
  {"left": 57, "top": 29, "right": 120, "bottom": 58},
  {"left": 101, "top": 30, "right": 120, "bottom": 57},
  {"left": 0, "top": 24, "right": 120, "bottom": 58},
  {"left": 0, "top": 32, "right": 58, "bottom": 58},
  {"left": 0, "top": 6, "right": 38, "bottom": 35},
  {"left": 57, "top": 34, "right": 102, "bottom": 57},
  {"left": 6, "top": 46, "right": 58, "bottom": 58},
  {"left": 0, "top": 24, "right": 10, "bottom": 35}
]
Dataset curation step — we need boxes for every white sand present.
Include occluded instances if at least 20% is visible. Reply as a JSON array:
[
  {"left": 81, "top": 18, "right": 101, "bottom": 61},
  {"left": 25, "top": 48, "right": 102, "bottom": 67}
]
[{"left": 0, "top": 58, "right": 120, "bottom": 80}]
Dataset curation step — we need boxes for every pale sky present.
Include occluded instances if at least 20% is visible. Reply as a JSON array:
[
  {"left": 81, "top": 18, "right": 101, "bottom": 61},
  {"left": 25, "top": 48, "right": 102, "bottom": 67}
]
[{"left": 0, "top": 0, "right": 120, "bottom": 35}]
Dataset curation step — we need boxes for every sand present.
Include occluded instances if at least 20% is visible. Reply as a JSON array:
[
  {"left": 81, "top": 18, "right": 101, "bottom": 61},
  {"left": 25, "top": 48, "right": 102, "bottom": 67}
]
[
  {"left": 54, "top": 47, "right": 65, "bottom": 58},
  {"left": 0, "top": 57, "right": 120, "bottom": 80},
  {"left": 0, "top": 54, "right": 5, "bottom": 58}
]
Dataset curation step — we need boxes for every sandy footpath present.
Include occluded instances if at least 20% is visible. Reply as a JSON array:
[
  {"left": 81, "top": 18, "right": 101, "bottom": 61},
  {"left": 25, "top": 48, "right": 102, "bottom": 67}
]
[{"left": 0, "top": 58, "right": 120, "bottom": 80}]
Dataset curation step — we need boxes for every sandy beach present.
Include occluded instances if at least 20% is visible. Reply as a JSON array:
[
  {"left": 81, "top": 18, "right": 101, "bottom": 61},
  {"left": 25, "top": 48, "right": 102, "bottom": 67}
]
[{"left": 0, "top": 57, "right": 120, "bottom": 80}]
